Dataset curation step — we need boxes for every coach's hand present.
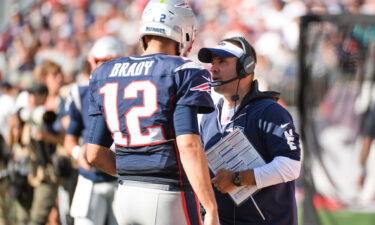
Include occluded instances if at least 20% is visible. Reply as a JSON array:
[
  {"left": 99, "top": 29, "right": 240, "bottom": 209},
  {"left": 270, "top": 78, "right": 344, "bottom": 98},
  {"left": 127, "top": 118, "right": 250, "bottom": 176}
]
[{"left": 212, "top": 169, "right": 236, "bottom": 193}]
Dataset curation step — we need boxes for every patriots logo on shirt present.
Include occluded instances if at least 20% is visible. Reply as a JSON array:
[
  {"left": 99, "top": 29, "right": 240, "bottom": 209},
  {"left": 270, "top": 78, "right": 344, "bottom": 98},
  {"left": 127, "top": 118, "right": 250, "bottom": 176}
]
[{"left": 190, "top": 82, "right": 210, "bottom": 92}]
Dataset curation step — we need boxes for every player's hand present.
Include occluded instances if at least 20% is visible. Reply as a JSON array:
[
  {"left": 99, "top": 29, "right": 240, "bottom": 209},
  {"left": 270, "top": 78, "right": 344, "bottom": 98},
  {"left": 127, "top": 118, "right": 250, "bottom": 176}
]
[
  {"left": 203, "top": 210, "right": 220, "bottom": 225},
  {"left": 78, "top": 144, "right": 92, "bottom": 171},
  {"left": 212, "top": 169, "right": 236, "bottom": 193}
]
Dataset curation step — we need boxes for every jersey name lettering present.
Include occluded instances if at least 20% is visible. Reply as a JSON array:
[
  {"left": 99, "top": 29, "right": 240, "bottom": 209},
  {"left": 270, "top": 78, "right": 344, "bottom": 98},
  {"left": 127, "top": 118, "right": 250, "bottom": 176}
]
[{"left": 109, "top": 61, "right": 154, "bottom": 77}]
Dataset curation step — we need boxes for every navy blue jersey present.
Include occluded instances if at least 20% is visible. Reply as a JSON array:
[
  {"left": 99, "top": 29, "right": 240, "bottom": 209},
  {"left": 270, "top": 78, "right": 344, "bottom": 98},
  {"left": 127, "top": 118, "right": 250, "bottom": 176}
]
[
  {"left": 88, "top": 54, "right": 214, "bottom": 187},
  {"left": 65, "top": 85, "right": 90, "bottom": 142},
  {"left": 66, "top": 85, "right": 117, "bottom": 183},
  {"left": 200, "top": 83, "right": 300, "bottom": 225}
]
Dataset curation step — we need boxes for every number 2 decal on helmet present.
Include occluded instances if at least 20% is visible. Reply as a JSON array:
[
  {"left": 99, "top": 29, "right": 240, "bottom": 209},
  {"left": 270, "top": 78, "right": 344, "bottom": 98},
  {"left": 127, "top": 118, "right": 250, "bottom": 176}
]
[{"left": 139, "top": 0, "right": 197, "bottom": 56}]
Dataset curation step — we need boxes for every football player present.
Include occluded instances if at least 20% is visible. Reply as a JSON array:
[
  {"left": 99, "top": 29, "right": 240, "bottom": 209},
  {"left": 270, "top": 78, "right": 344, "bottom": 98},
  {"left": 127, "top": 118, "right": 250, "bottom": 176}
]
[
  {"left": 86, "top": 1, "right": 219, "bottom": 225},
  {"left": 64, "top": 36, "right": 124, "bottom": 225}
]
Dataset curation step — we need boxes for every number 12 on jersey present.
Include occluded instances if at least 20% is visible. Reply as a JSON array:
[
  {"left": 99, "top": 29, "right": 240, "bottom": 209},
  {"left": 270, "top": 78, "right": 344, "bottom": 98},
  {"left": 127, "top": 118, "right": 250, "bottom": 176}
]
[{"left": 99, "top": 80, "right": 166, "bottom": 147}]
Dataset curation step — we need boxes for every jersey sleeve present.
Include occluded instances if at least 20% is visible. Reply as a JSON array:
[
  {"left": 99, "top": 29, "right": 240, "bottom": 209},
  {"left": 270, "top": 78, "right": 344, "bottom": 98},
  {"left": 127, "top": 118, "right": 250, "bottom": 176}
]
[
  {"left": 260, "top": 103, "right": 301, "bottom": 161},
  {"left": 66, "top": 99, "right": 84, "bottom": 136},
  {"left": 173, "top": 104, "right": 199, "bottom": 136},
  {"left": 174, "top": 63, "right": 214, "bottom": 114},
  {"left": 87, "top": 114, "right": 113, "bottom": 148},
  {"left": 88, "top": 70, "right": 103, "bottom": 116}
]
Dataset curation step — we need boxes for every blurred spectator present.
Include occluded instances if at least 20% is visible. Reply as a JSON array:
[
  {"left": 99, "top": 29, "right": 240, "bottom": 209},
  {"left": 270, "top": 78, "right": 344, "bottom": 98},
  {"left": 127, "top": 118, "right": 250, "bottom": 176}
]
[
  {"left": 15, "top": 82, "right": 59, "bottom": 225},
  {"left": 6, "top": 112, "right": 33, "bottom": 225},
  {"left": 0, "top": 82, "right": 16, "bottom": 141},
  {"left": 1, "top": 0, "right": 372, "bottom": 106},
  {"left": 33, "top": 60, "right": 76, "bottom": 225}
]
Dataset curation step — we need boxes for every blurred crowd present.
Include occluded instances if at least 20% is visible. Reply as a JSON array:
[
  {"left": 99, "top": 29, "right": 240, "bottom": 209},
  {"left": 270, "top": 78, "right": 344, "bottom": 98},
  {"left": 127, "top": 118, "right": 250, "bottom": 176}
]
[
  {"left": 0, "top": 0, "right": 374, "bottom": 95},
  {"left": 0, "top": 0, "right": 374, "bottom": 225}
]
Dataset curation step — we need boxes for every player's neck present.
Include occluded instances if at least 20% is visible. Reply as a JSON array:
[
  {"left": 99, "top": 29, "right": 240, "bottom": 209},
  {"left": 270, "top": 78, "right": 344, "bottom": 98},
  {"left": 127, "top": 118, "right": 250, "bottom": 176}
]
[{"left": 142, "top": 39, "right": 177, "bottom": 56}]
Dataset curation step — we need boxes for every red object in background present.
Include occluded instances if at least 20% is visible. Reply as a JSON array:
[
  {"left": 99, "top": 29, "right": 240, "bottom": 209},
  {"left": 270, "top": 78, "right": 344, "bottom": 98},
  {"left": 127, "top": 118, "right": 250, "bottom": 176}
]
[
  {"left": 133, "top": 0, "right": 149, "bottom": 15},
  {"left": 45, "top": 0, "right": 87, "bottom": 8},
  {"left": 45, "top": 0, "right": 60, "bottom": 8},
  {"left": 313, "top": 194, "right": 344, "bottom": 211}
]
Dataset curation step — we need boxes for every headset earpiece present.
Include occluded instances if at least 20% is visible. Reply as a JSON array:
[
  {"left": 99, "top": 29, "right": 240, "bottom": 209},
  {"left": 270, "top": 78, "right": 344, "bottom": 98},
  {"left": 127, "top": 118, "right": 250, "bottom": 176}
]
[{"left": 223, "top": 36, "right": 256, "bottom": 78}]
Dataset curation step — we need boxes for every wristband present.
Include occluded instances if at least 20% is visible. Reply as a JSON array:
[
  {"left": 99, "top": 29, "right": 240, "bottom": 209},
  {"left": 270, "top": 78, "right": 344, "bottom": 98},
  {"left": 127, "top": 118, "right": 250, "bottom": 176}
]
[{"left": 72, "top": 145, "right": 81, "bottom": 160}]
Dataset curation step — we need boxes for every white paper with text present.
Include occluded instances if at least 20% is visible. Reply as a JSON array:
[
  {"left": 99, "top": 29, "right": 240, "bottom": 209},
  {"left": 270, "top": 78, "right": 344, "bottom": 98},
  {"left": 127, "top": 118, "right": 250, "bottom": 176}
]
[{"left": 206, "top": 128, "right": 265, "bottom": 205}]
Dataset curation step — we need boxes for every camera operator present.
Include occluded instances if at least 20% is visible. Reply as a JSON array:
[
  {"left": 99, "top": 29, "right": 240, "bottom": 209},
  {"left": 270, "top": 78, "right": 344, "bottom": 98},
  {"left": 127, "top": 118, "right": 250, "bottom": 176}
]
[
  {"left": 5, "top": 112, "right": 33, "bottom": 225},
  {"left": 17, "top": 82, "right": 67, "bottom": 225},
  {"left": 29, "top": 60, "right": 73, "bottom": 225}
]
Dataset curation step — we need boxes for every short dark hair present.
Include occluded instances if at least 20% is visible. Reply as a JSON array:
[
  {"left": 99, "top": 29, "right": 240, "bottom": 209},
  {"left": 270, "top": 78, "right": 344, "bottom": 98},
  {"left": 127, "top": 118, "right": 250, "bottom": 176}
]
[{"left": 142, "top": 35, "right": 179, "bottom": 55}]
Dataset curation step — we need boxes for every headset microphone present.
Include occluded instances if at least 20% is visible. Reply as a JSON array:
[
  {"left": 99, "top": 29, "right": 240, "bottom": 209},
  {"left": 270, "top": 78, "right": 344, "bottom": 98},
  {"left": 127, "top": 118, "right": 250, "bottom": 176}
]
[{"left": 210, "top": 76, "right": 240, "bottom": 87}]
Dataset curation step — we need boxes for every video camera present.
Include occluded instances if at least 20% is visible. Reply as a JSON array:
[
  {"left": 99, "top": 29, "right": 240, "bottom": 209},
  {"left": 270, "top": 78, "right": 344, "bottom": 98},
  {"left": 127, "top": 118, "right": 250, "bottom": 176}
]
[
  {"left": 19, "top": 106, "right": 57, "bottom": 130},
  {"left": 19, "top": 83, "right": 57, "bottom": 132}
]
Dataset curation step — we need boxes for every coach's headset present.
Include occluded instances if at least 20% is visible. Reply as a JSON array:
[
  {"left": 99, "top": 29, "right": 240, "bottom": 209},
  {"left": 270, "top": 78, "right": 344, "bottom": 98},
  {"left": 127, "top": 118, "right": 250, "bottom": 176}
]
[{"left": 211, "top": 36, "right": 257, "bottom": 87}]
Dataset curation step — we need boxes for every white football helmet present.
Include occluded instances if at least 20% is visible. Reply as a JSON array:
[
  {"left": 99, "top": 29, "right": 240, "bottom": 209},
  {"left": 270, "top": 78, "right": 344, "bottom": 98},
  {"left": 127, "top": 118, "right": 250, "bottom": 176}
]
[
  {"left": 139, "top": 0, "right": 197, "bottom": 56},
  {"left": 88, "top": 36, "right": 124, "bottom": 70}
]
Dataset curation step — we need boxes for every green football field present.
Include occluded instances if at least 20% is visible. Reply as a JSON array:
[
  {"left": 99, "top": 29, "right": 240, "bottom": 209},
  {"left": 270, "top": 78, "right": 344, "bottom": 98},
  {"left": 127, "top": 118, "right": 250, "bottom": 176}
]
[
  {"left": 299, "top": 209, "right": 375, "bottom": 225},
  {"left": 318, "top": 210, "right": 375, "bottom": 225}
]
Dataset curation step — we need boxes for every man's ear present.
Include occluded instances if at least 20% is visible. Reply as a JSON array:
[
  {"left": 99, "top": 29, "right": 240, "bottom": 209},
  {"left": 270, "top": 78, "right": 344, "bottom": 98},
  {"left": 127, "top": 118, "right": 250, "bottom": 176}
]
[{"left": 141, "top": 36, "right": 149, "bottom": 51}]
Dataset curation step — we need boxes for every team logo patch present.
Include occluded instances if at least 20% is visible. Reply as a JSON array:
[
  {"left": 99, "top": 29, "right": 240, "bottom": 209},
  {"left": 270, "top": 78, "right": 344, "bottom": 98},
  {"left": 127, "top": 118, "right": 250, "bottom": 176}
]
[{"left": 190, "top": 82, "right": 210, "bottom": 92}]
